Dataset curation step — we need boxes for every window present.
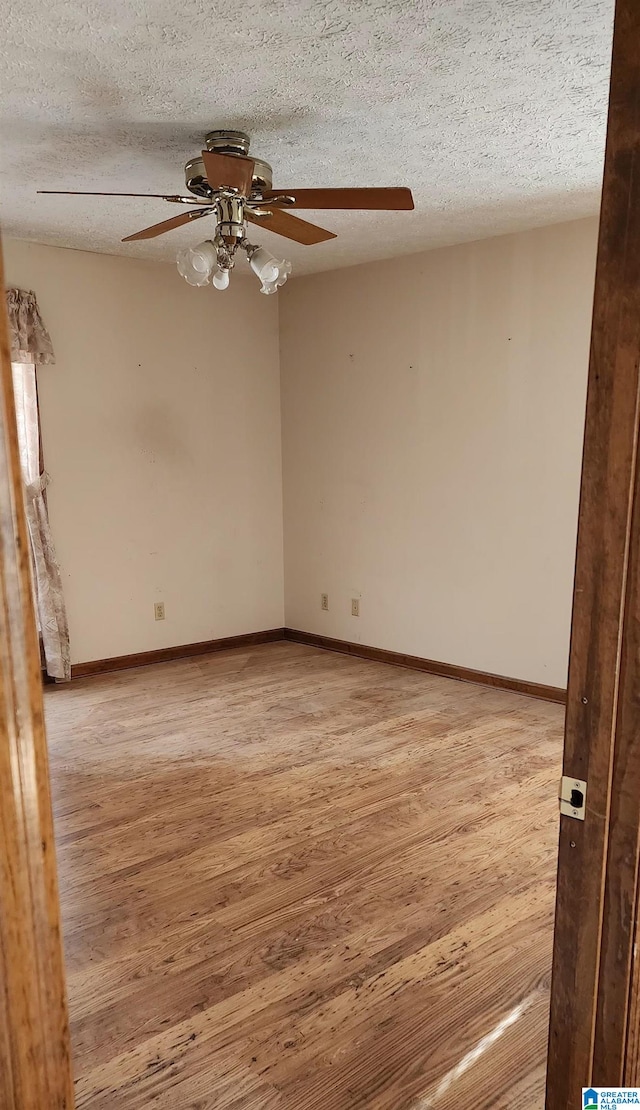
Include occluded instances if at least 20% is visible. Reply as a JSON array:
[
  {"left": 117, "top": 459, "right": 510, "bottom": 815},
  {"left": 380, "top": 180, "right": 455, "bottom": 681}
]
[
  {"left": 6, "top": 288, "right": 70, "bottom": 680},
  {"left": 10, "top": 359, "right": 70, "bottom": 679},
  {"left": 11, "top": 360, "right": 41, "bottom": 486}
]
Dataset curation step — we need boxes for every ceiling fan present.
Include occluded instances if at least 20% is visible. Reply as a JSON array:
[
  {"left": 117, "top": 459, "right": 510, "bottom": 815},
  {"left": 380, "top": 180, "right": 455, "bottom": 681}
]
[{"left": 38, "top": 130, "right": 415, "bottom": 293}]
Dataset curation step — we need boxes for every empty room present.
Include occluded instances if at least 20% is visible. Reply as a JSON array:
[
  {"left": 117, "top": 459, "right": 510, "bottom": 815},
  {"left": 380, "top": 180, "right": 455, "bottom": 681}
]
[{"left": 4, "top": 0, "right": 640, "bottom": 1107}]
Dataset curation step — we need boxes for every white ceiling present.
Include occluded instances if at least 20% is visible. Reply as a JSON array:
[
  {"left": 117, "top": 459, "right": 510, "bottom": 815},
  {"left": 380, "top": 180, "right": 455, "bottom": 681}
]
[{"left": 0, "top": 0, "right": 613, "bottom": 276}]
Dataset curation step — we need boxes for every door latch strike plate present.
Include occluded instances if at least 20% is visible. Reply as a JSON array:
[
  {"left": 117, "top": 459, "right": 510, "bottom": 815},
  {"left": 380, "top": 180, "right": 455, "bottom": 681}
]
[{"left": 559, "top": 776, "right": 587, "bottom": 821}]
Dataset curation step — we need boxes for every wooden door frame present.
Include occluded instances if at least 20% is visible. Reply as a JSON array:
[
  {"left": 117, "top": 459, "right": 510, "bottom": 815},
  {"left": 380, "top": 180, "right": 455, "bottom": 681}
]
[
  {"left": 546, "top": 0, "right": 640, "bottom": 1103},
  {"left": 0, "top": 242, "right": 74, "bottom": 1105}
]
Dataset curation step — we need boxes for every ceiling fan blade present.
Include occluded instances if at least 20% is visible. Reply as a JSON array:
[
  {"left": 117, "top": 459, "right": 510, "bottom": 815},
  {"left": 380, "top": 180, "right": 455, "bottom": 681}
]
[
  {"left": 261, "top": 187, "right": 414, "bottom": 211},
  {"left": 246, "top": 207, "right": 336, "bottom": 245},
  {"left": 121, "top": 208, "right": 213, "bottom": 242},
  {"left": 201, "top": 150, "right": 255, "bottom": 195},
  {"left": 38, "top": 190, "right": 206, "bottom": 204}
]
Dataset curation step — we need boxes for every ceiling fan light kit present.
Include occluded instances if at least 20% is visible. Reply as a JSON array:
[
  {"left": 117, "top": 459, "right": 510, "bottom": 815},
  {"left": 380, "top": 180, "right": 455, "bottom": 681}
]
[
  {"left": 38, "top": 130, "right": 414, "bottom": 295},
  {"left": 176, "top": 237, "right": 290, "bottom": 295}
]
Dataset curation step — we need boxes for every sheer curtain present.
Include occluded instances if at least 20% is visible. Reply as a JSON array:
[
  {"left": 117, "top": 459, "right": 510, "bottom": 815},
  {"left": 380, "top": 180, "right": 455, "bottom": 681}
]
[{"left": 6, "top": 289, "right": 70, "bottom": 681}]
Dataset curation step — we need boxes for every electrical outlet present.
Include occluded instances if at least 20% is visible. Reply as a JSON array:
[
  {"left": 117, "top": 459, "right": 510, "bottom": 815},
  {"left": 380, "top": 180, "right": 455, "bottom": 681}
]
[
  {"left": 321, "top": 593, "right": 329, "bottom": 611},
  {"left": 351, "top": 598, "right": 360, "bottom": 617},
  {"left": 154, "top": 601, "right": 165, "bottom": 621}
]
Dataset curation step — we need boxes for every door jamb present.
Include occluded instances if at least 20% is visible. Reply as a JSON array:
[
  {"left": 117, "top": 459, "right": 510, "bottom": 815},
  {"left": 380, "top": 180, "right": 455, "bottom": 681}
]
[
  {"left": 546, "top": 0, "right": 640, "bottom": 1101},
  {"left": 0, "top": 241, "right": 74, "bottom": 1106}
]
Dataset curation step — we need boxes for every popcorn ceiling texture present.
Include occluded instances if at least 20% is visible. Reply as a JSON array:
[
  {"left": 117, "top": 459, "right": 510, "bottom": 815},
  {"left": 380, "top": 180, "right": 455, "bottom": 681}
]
[{"left": 0, "top": 0, "right": 613, "bottom": 275}]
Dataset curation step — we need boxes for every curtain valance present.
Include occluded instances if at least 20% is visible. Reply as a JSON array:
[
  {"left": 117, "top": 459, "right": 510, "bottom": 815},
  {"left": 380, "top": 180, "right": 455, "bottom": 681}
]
[{"left": 5, "top": 288, "right": 55, "bottom": 365}]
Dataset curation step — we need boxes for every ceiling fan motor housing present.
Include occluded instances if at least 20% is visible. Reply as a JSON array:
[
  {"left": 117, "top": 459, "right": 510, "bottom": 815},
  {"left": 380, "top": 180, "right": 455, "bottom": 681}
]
[
  {"left": 185, "top": 130, "right": 273, "bottom": 199},
  {"left": 217, "top": 195, "right": 246, "bottom": 245}
]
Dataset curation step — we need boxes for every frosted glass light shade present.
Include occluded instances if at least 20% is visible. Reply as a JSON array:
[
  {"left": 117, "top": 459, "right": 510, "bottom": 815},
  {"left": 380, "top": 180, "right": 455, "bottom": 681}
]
[
  {"left": 249, "top": 248, "right": 292, "bottom": 294},
  {"left": 176, "top": 241, "right": 218, "bottom": 286}
]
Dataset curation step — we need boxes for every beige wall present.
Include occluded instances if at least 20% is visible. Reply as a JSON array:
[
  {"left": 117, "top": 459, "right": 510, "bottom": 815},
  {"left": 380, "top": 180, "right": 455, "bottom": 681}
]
[
  {"left": 3, "top": 239, "right": 284, "bottom": 664},
  {"left": 280, "top": 218, "right": 598, "bottom": 687},
  {"left": 5, "top": 218, "right": 598, "bottom": 683}
]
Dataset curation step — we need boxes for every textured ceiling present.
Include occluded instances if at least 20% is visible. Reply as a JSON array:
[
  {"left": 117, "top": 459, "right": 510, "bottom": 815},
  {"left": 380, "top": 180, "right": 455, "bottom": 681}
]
[{"left": 0, "top": 0, "right": 613, "bottom": 276}]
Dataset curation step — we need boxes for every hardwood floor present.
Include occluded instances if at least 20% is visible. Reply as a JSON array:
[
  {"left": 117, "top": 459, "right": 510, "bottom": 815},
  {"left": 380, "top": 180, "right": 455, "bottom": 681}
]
[{"left": 45, "top": 641, "right": 564, "bottom": 1109}]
